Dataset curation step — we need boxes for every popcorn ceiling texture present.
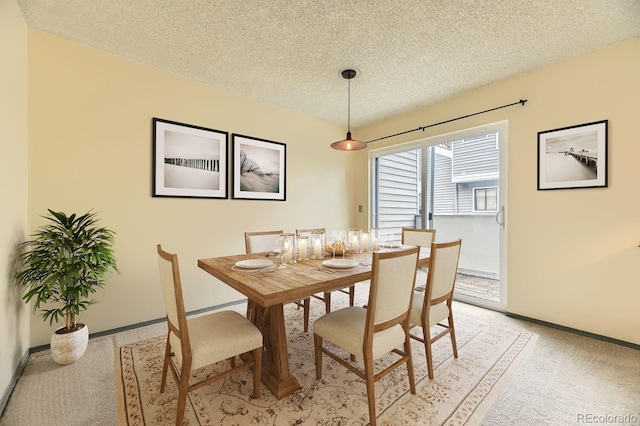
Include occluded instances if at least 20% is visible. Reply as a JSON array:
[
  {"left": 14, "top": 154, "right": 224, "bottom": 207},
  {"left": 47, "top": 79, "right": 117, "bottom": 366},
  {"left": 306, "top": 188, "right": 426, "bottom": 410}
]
[{"left": 16, "top": 0, "right": 640, "bottom": 126}]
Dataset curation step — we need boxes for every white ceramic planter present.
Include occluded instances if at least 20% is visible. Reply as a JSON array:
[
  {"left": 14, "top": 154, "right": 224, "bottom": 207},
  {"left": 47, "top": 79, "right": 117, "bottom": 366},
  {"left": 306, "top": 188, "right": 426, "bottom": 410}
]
[{"left": 50, "top": 324, "right": 89, "bottom": 365}]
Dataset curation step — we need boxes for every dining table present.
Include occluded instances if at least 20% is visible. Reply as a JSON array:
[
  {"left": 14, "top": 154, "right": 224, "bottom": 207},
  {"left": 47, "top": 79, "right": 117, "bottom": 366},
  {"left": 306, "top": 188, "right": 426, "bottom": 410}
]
[{"left": 198, "top": 246, "right": 430, "bottom": 399}]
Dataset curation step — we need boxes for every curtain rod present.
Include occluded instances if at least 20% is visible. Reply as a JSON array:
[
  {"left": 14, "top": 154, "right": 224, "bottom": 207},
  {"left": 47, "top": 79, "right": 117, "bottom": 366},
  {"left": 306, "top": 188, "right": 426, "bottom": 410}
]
[{"left": 365, "top": 99, "right": 527, "bottom": 144}]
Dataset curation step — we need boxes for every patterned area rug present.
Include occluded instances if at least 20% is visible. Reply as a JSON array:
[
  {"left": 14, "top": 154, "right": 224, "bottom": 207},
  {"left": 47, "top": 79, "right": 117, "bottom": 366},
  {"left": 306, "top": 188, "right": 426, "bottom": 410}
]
[{"left": 115, "top": 294, "right": 533, "bottom": 425}]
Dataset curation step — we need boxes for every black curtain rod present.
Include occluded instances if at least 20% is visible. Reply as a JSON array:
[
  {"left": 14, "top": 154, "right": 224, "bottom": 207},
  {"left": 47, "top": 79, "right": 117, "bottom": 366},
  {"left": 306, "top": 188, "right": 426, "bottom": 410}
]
[{"left": 365, "top": 99, "right": 527, "bottom": 144}]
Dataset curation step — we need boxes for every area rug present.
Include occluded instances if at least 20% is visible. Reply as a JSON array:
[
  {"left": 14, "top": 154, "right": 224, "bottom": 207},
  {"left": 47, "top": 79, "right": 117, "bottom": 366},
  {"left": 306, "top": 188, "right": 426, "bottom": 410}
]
[{"left": 115, "top": 294, "right": 534, "bottom": 425}]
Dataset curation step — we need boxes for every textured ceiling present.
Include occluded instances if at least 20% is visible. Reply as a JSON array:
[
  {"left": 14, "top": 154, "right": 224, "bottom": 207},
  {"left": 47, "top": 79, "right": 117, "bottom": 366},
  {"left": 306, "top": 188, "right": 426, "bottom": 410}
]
[{"left": 16, "top": 0, "right": 640, "bottom": 127}]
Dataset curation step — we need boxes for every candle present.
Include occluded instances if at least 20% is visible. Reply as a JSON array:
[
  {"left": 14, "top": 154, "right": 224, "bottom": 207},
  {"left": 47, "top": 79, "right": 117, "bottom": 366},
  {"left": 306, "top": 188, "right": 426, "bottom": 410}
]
[
  {"left": 361, "top": 232, "right": 369, "bottom": 251},
  {"left": 371, "top": 236, "right": 378, "bottom": 250},
  {"left": 298, "top": 238, "right": 308, "bottom": 260},
  {"left": 351, "top": 235, "right": 359, "bottom": 252},
  {"left": 283, "top": 241, "right": 292, "bottom": 262},
  {"left": 313, "top": 238, "right": 322, "bottom": 257}
]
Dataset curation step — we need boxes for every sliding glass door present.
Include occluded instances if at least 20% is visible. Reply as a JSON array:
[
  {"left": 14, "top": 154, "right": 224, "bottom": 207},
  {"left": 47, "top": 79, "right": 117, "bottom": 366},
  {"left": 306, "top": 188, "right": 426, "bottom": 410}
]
[{"left": 371, "top": 122, "right": 507, "bottom": 311}]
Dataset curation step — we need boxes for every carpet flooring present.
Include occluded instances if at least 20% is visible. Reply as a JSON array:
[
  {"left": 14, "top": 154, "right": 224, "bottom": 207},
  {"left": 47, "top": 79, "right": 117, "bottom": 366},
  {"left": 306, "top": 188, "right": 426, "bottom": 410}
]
[{"left": 2, "top": 295, "right": 639, "bottom": 425}]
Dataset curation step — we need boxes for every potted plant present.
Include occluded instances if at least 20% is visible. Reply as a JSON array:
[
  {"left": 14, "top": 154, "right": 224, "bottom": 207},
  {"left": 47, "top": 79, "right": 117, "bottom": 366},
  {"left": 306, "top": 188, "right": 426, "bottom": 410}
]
[{"left": 16, "top": 209, "right": 118, "bottom": 364}]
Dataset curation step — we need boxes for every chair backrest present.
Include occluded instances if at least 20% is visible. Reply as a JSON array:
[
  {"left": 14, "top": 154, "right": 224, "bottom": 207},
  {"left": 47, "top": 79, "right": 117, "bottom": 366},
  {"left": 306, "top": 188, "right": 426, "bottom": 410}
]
[
  {"left": 296, "top": 228, "right": 326, "bottom": 237},
  {"left": 367, "top": 246, "right": 420, "bottom": 331},
  {"left": 401, "top": 228, "right": 436, "bottom": 248},
  {"left": 157, "top": 244, "right": 190, "bottom": 365},
  {"left": 425, "top": 239, "right": 462, "bottom": 305},
  {"left": 244, "top": 230, "right": 283, "bottom": 254}
]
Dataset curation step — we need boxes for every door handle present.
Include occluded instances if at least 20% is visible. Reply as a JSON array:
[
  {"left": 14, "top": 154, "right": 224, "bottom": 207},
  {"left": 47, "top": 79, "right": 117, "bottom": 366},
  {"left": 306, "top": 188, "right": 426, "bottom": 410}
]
[{"left": 495, "top": 206, "right": 505, "bottom": 229}]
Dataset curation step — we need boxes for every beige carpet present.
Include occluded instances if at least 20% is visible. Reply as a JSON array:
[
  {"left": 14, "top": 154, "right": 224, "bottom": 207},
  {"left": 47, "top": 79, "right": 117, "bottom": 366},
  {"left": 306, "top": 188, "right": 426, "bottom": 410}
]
[{"left": 115, "top": 294, "right": 534, "bottom": 425}]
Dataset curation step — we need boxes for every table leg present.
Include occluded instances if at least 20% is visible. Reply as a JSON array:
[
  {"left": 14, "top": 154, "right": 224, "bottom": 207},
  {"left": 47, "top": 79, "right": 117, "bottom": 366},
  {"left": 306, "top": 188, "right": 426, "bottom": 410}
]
[{"left": 249, "top": 302, "right": 301, "bottom": 399}]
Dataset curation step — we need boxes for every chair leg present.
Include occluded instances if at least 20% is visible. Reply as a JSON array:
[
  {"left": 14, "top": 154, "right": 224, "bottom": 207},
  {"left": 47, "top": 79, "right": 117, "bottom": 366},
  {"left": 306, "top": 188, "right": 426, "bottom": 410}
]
[
  {"left": 314, "top": 334, "right": 323, "bottom": 380},
  {"left": 160, "top": 336, "right": 171, "bottom": 392},
  {"left": 364, "top": 355, "right": 377, "bottom": 426},
  {"left": 324, "top": 292, "right": 331, "bottom": 313},
  {"left": 404, "top": 335, "right": 416, "bottom": 394},
  {"left": 252, "top": 347, "right": 262, "bottom": 398},
  {"left": 449, "top": 314, "right": 458, "bottom": 358},
  {"left": 175, "top": 366, "right": 190, "bottom": 426},
  {"left": 303, "top": 298, "right": 310, "bottom": 332},
  {"left": 424, "top": 327, "right": 435, "bottom": 379},
  {"left": 349, "top": 285, "right": 355, "bottom": 306}
]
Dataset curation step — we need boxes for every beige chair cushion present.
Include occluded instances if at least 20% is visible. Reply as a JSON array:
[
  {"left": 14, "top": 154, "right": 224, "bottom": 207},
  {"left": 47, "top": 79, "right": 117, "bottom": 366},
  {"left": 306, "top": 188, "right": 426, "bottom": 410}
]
[
  {"left": 410, "top": 292, "right": 449, "bottom": 327},
  {"left": 181, "top": 311, "right": 263, "bottom": 370},
  {"left": 314, "top": 306, "right": 406, "bottom": 359}
]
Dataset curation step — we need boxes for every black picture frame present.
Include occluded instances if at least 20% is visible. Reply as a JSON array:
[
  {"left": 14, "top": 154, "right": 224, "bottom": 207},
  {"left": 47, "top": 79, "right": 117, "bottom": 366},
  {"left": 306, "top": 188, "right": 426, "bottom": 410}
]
[
  {"left": 152, "top": 118, "right": 228, "bottom": 198},
  {"left": 537, "top": 120, "right": 608, "bottom": 190},
  {"left": 232, "top": 134, "right": 286, "bottom": 201}
]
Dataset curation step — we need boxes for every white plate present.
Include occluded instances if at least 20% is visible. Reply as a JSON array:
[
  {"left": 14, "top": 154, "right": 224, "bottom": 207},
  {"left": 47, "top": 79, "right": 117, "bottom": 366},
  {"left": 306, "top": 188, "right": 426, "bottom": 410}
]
[
  {"left": 235, "top": 259, "right": 274, "bottom": 269},
  {"left": 322, "top": 259, "right": 358, "bottom": 269},
  {"left": 379, "top": 242, "right": 402, "bottom": 248}
]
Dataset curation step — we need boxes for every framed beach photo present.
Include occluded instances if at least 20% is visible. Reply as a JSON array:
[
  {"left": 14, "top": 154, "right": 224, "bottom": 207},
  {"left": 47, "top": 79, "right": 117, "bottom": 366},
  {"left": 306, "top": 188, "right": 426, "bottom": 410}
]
[
  {"left": 537, "top": 120, "right": 608, "bottom": 190},
  {"left": 152, "top": 118, "right": 228, "bottom": 198},
  {"left": 232, "top": 134, "right": 286, "bottom": 201}
]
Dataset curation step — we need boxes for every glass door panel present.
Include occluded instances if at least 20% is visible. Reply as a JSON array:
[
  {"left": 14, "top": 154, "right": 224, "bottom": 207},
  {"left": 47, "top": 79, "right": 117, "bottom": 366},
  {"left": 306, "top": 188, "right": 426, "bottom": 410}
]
[{"left": 372, "top": 123, "right": 506, "bottom": 311}]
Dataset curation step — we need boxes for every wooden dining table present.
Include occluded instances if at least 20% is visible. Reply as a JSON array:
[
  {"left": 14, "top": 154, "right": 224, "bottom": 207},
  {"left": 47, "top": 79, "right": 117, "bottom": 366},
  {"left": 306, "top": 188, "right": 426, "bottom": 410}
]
[{"left": 198, "top": 246, "right": 430, "bottom": 399}]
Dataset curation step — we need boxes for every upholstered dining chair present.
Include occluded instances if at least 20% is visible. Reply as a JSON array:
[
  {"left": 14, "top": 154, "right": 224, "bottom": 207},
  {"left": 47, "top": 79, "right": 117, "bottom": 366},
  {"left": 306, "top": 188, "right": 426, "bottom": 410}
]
[
  {"left": 313, "top": 246, "right": 420, "bottom": 426},
  {"left": 402, "top": 227, "right": 437, "bottom": 290},
  {"left": 296, "top": 228, "right": 356, "bottom": 313},
  {"left": 401, "top": 227, "right": 436, "bottom": 247},
  {"left": 409, "top": 239, "right": 462, "bottom": 379},
  {"left": 156, "top": 244, "right": 263, "bottom": 426},
  {"left": 244, "top": 230, "right": 312, "bottom": 332}
]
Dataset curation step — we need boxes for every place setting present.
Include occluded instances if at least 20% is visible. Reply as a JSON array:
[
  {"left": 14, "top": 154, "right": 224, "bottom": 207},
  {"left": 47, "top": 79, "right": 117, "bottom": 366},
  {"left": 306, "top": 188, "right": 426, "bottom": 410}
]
[{"left": 231, "top": 258, "right": 277, "bottom": 274}]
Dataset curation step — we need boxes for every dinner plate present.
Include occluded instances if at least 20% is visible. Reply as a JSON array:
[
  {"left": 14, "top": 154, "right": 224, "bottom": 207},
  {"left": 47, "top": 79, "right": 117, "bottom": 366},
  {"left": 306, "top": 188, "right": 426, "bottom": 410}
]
[
  {"left": 235, "top": 259, "right": 274, "bottom": 269},
  {"left": 378, "top": 242, "right": 403, "bottom": 249},
  {"left": 322, "top": 258, "right": 358, "bottom": 269}
]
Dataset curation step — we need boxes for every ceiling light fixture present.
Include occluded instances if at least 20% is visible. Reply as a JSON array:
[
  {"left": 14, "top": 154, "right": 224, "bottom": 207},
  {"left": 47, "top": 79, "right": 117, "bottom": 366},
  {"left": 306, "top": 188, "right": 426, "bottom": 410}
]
[{"left": 331, "top": 69, "right": 367, "bottom": 151}]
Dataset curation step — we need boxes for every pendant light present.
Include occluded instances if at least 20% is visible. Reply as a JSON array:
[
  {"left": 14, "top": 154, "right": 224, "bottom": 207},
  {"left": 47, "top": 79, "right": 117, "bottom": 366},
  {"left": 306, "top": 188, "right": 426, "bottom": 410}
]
[{"left": 330, "top": 69, "right": 367, "bottom": 151}]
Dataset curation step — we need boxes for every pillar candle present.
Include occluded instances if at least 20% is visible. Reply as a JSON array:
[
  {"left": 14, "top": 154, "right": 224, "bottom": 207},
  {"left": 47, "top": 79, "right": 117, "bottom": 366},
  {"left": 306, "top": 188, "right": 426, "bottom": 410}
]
[
  {"left": 371, "top": 237, "right": 378, "bottom": 250},
  {"left": 298, "top": 239, "right": 308, "bottom": 260},
  {"left": 351, "top": 235, "right": 359, "bottom": 252},
  {"left": 313, "top": 238, "right": 322, "bottom": 257},
  {"left": 361, "top": 233, "right": 369, "bottom": 251}
]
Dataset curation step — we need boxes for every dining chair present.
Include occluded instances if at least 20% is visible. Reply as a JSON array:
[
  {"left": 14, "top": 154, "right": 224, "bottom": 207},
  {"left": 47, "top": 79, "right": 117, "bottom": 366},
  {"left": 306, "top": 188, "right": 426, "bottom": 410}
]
[
  {"left": 244, "top": 230, "right": 312, "bottom": 332},
  {"left": 402, "top": 227, "right": 437, "bottom": 290},
  {"left": 409, "top": 239, "right": 462, "bottom": 379},
  {"left": 156, "top": 244, "right": 263, "bottom": 426},
  {"left": 313, "top": 246, "right": 420, "bottom": 426},
  {"left": 401, "top": 227, "right": 436, "bottom": 247},
  {"left": 296, "top": 228, "right": 355, "bottom": 313}
]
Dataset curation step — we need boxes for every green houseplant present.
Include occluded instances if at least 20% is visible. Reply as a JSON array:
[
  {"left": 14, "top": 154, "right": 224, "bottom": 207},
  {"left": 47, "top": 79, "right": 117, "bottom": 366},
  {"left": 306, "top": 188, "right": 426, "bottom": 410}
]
[{"left": 16, "top": 209, "right": 118, "bottom": 364}]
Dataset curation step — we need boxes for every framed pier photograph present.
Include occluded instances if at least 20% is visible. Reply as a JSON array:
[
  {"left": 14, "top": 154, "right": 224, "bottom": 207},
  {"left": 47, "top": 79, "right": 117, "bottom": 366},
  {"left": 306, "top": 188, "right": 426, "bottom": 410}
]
[{"left": 537, "top": 120, "right": 608, "bottom": 190}]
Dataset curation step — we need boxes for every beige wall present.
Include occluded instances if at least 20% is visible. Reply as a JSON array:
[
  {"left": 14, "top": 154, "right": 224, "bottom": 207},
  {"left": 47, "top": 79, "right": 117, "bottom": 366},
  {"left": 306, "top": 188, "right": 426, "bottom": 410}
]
[
  {"left": 16, "top": 27, "right": 640, "bottom": 349},
  {"left": 0, "top": 0, "right": 30, "bottom": 400},
  {"left": 26, "top": 30, "right": 355, "bottom": 346},
  {"left": 355, "top": 37, "right": 640, "bottom": 344}
]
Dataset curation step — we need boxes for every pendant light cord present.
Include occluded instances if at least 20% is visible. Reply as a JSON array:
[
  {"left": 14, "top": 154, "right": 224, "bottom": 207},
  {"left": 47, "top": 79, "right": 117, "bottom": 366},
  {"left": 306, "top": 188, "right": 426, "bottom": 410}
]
[
  {"left": 365, "top": 99, "right": 527, "bottom": 144},
  {"left": 347, "top": 77, "right": 352, "bottom": 133}
]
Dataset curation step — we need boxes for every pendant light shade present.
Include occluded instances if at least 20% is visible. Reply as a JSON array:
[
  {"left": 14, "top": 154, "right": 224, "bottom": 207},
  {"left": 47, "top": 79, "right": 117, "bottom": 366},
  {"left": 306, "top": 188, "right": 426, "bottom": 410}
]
[{"left": 331, "top": 69, "right": 367, "bottom": 151}]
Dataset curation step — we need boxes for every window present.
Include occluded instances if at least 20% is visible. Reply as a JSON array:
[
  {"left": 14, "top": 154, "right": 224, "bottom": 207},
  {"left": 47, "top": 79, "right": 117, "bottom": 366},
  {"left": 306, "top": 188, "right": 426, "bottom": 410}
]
[{"left": 474, "top": 187, "right": 498, "bottom": 212}]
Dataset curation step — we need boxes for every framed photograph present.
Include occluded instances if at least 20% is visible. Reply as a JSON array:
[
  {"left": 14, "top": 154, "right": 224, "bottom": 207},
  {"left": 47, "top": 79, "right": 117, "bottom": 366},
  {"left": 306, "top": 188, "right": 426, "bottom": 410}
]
[
  {"left": 153, "top": 118, "right": 228, "bottom": 198},
  {"left": 537, "top": 120, "right": 608, "bottom": 190},
  {"left": 232, "top": 134, "right": 286, "bottom": 201}
]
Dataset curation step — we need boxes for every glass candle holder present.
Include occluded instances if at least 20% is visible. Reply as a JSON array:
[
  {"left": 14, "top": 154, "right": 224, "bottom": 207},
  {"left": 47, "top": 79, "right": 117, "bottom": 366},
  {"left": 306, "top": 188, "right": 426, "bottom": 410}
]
[
  {"left": 360, "top": 231, "right": 370, "bottom": 252},
  {"left": 369, "top": 228, "right": 380, "bottom": 250},
  {"left": 297, "top": 235, "right": 309, "bottom": 261},
  {"left": 348, "top": 229, "right": 362, "bottom": 253},
  {"left": 311, "top": 230, "right": 325, "bottom": 259},
  {"left": 282, "top": 233, "right": 296, "bottom": 264}
]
